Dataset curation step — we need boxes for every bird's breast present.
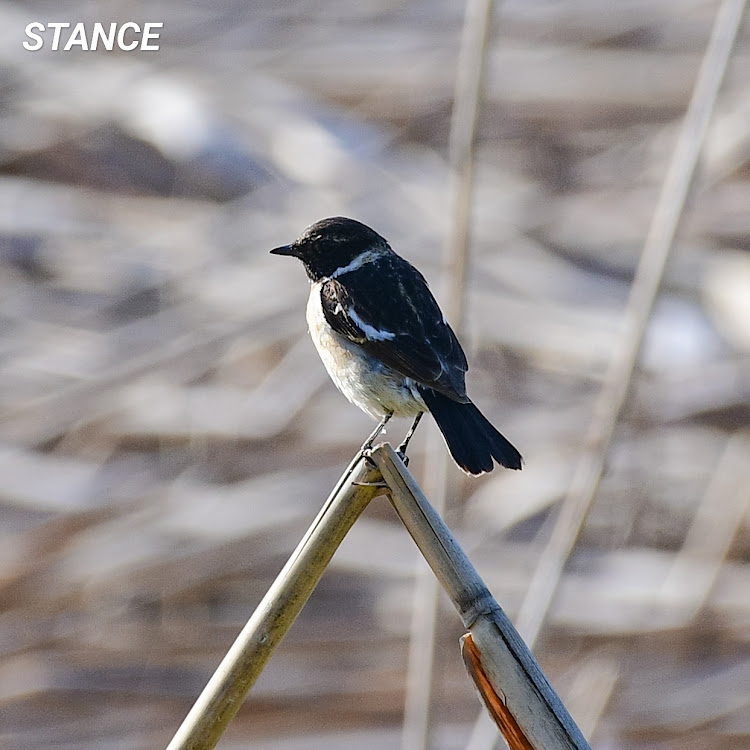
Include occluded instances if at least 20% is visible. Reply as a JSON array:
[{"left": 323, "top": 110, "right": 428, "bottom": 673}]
[{"left": 306, "top": 282, "right": 424, "bottom": 419}]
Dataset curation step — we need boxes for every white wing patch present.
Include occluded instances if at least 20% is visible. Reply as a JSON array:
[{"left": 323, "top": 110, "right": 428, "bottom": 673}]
[{"left": 348, "top": 306, "right": 396, "bottom": 341}]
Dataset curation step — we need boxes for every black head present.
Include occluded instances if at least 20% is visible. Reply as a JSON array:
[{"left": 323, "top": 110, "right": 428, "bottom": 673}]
[{"left": 270, "top": 217, "right": 390, "bottom": 280}]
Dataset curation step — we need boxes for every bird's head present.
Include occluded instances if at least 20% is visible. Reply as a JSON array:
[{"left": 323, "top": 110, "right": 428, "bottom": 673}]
[{"left": 270, "top": 217, "right": 390, "bottom": 281}]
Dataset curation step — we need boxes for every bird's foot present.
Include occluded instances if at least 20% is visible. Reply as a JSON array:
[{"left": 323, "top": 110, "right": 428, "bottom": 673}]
[
  {"left": 362, "top": 450, "right": 378, "bottom": 469},
  {"left": 353, "top": 450, "right": 388, "bottom": 488},
  {"left": 395, "top": 446, "right": 410, "bottom": 467}
]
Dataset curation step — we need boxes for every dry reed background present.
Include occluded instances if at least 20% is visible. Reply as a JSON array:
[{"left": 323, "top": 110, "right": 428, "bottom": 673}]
[{"left": 1, "top": 1, "right": 749, "bottom": 749}]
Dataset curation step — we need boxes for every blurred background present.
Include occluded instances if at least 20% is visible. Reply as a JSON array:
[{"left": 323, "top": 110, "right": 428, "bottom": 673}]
[{"left": 1, "top": 1, "right": 749, "bottom": 749}]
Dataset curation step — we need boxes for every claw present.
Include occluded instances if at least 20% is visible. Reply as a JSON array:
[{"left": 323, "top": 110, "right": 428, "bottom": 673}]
[
  {"left": 396, "top": 449, "right": 410, "bottom": 467},
  {"left": 363, "top": 450, "right": 378, "bottom": 469}
]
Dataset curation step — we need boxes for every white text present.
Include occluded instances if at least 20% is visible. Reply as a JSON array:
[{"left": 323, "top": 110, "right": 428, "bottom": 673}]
[{"left": 23, "top": 22, "right": 163, "bottom": 51}]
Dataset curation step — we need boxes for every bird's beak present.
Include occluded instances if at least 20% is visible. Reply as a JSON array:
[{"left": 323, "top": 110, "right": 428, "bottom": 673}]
[{"left": 270, "top": 243, "right": 297, "bottom": 257}]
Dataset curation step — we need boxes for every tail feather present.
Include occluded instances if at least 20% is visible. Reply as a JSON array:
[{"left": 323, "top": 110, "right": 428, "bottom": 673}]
[{"left": 418, "top": 387, "right": 522, "bottom": 475}]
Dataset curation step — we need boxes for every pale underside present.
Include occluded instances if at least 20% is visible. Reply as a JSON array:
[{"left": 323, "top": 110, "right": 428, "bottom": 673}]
[{"left": 306, "top": 281, "right": 426, "bottom": 419}]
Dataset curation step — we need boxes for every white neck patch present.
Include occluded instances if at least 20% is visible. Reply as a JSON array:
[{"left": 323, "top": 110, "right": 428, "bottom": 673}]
[{"left": 329, "top": 249, "right": 383, "bottom": 279}]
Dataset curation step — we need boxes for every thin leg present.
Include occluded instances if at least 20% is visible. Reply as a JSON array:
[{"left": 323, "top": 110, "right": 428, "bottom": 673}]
[
  {"left": 361, "top": 412, "right": 392, "bottom": 453},
  {"left": 396, "top": 412, "right": 424, "bottom": 464},
  {"left": 350, "top": 412, "right": 393, "bottom": 487},
  {"left": 336, "top": 413, "right": 394, "bottom": 492}
]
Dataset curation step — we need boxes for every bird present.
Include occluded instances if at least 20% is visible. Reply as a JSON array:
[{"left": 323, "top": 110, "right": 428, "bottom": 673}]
[{"left": 270, "top": 217, "right": 522, "bottom": 475}]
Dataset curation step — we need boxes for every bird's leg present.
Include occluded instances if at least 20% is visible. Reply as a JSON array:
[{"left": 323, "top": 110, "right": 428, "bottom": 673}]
[
  {"left": 361, "top": 412, "right": 392, "bottom": 455},
  {"left": 351, "top": 412, "right": 393, "bottom": 485},
  {"left": 396, "top": 412, "right": 424, "bottom": 466}
]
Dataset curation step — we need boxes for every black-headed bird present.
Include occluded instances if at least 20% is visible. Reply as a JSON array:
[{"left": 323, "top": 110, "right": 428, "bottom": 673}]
[{"left": 271, "top": 217, "right": 521, "bottom": 475}]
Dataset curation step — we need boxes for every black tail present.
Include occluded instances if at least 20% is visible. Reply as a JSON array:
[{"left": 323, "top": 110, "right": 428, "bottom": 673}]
[{"left": 418, "top": 387, "right": 522, "bottom": 475}]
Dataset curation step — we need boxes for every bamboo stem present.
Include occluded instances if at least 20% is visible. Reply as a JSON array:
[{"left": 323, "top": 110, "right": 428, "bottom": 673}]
[
  {"left": 165, "top": 455, "right": 385, "bottom": 750},
  {"left": 370, "top": 444, "right": 591, "bottom": 750},
  {"left": 167, "top": 442, "right": 590, "bottom": 750}
]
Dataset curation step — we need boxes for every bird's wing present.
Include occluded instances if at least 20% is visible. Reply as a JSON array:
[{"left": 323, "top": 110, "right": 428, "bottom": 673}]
[{"left": 320, "top": 254, "right": 469, "bottom": 402}]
